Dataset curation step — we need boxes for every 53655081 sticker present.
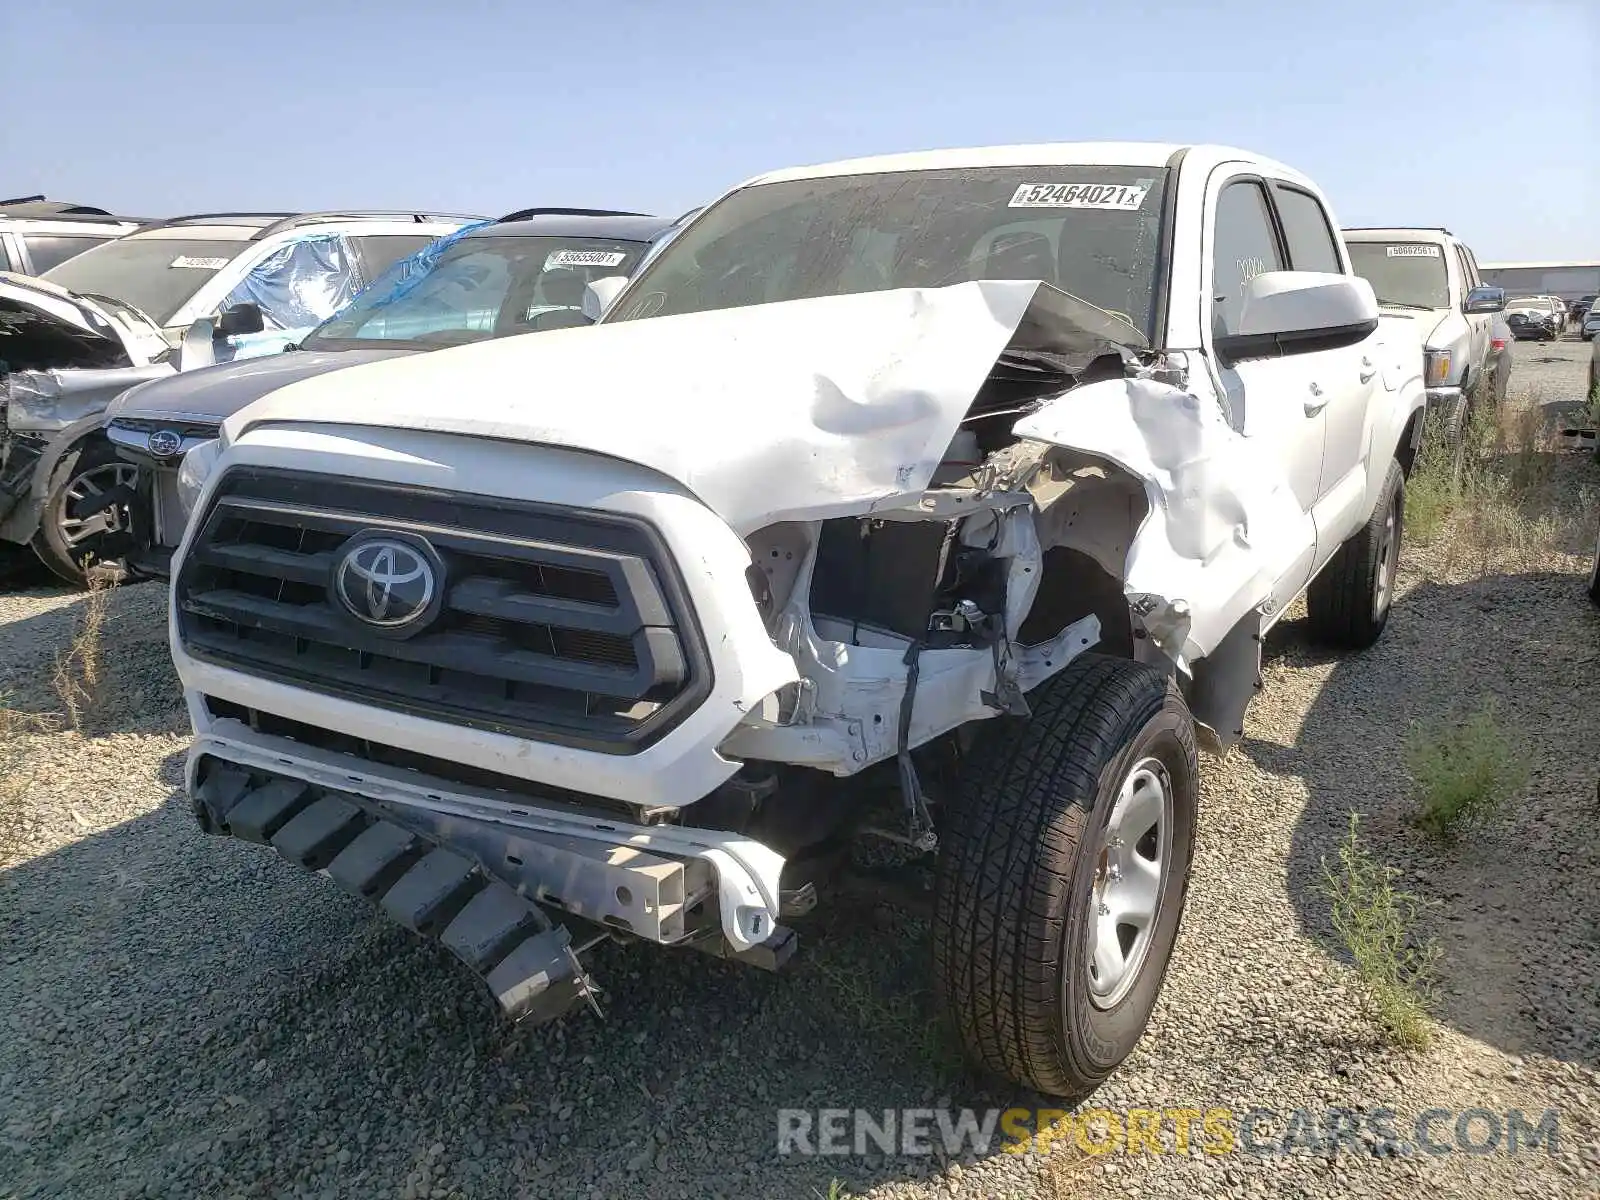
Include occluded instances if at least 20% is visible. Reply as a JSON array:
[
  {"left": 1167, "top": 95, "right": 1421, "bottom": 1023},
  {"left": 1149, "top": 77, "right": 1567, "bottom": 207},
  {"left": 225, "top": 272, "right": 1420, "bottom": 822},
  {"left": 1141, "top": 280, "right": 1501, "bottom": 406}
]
[
  {"left": 544, "top": 249, "right": 628, "bottom": 270},
  {"left": 1386, "top": 244, "right": 1440, "bottom": 258},
  {"left": 1008, "top": 180, "right": 1154, "bottom": 210}
]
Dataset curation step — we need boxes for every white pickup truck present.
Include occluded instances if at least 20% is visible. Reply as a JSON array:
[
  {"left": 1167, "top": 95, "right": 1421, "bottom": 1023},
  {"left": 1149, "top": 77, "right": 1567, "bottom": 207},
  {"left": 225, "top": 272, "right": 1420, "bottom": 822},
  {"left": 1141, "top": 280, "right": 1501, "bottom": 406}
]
[
  {"left": 170, "top": 143, "right": 1427, "bottom": 1100},
  {"left": 1342, "top": 227, "right": 1506, "bottom": 442}
]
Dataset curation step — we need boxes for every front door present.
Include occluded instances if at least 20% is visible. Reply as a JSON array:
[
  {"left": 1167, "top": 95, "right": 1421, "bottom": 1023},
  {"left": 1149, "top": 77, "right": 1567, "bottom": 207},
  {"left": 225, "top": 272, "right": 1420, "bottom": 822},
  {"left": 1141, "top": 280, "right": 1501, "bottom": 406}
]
[
  {"left": 1265, "top": 179, "right": 1378, "bottom": 543},
  {"left": 1205, "top": 175, "right": 1324, "bottom": 604}
]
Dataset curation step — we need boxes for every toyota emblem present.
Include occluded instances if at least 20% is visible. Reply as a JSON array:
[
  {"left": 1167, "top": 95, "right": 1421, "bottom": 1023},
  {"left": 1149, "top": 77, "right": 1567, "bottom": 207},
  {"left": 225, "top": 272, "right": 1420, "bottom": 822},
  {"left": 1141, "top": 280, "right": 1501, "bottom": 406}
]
[
  {"left": 148, "top": 429, "right": 183, "bottom": 458},
  {"left": 333, "top": 536, "right": 439, "bottom": 630}
]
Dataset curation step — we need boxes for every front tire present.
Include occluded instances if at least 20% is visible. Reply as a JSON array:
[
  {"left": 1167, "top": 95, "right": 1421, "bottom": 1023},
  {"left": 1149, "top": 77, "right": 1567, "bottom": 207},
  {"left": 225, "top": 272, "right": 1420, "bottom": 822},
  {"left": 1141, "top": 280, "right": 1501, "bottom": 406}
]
[
  {"left": 31, "top": 438, "right": 137, "bottom": 588},
  {"left": 932, "top": 654, "right": 1199, "bottom": 1100},
  {"left": 1305, "top": 459, "right": 1404, "bottom": 650}
]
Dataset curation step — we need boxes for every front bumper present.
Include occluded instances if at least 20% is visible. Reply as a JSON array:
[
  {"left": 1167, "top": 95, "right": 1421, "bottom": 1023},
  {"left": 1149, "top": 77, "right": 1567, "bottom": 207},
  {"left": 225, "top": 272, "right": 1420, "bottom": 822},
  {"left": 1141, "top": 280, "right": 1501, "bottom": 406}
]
[
  {"left": 188, "top": 716, "right": 794, "bottom": 956},
  {"left": 108, "top": 418, "right": 217, "bottom": 574},
  {"left": 1508, "top": 325, "right": 1558, "bottom": 340},
  {"left": 193, "top": 751, "right": 602, "bottom": 1024}
]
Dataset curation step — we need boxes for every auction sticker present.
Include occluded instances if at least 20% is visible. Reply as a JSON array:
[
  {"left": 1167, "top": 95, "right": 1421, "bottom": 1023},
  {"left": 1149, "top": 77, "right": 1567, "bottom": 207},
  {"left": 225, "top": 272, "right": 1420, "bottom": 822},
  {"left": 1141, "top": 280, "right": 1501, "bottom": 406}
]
[
  {"left": 545, "top": 249, "right": 628, "bottom": 270},
  {"left": 1008, "top": 180, "right": 1153, "bottom": 210},
  {"left": 1386, "top": 244, "right": 1441, "bottom": 258},
  {"left": 170, "top": 256, "right": 229, "bottom": 269}
]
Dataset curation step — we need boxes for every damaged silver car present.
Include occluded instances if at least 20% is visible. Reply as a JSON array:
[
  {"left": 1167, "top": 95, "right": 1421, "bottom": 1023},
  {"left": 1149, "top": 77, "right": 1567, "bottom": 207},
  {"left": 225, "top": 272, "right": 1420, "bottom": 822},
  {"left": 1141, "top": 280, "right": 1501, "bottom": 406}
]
[{"left": 0, "top": 210, "right": 477, "bottom": 584}]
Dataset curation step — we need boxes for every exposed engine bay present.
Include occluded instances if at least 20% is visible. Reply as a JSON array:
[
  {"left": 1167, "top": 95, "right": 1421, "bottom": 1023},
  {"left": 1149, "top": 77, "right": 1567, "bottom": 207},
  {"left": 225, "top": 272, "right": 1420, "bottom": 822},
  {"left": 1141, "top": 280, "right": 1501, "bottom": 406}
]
[{"left": 0, "top": 297, "right": 137, "bottom": 376}]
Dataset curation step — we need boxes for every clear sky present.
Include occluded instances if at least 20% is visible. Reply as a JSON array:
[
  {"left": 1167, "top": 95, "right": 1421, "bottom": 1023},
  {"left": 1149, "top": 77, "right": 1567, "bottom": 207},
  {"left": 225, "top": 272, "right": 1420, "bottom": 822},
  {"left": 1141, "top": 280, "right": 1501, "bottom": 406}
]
[{"left": 3, "top": 0, "right": 1595, "bottom": 262}]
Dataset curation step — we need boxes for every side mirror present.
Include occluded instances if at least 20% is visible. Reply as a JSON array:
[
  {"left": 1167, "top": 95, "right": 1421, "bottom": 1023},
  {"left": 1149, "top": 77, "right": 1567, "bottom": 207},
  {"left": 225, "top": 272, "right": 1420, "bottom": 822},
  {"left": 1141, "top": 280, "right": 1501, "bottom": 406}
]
[
  {"left": 1215, "top": 271, "right": 1379, "bottom": 364},
  {"left": 178, "top": 317, "right": 219, "bottom": 371},
  {"left": 216, "top": 302, "right": 265, "bottom": 337},
  {"left": 1463, "top": 285, "right": 1506, "bottom": 315},
  {"left": 581, "top": 276, "right": 629, "bottom": 323}
]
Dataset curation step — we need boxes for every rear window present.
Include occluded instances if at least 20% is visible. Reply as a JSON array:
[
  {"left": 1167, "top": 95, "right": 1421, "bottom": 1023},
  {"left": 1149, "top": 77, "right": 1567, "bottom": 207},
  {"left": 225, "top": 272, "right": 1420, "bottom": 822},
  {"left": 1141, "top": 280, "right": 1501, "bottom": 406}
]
[
  {"left": 22, "top": 233, "right": 115, "bottom": 272},
  {"left": 1345, "top": 241, "right": 1450, "bottom": 310}
]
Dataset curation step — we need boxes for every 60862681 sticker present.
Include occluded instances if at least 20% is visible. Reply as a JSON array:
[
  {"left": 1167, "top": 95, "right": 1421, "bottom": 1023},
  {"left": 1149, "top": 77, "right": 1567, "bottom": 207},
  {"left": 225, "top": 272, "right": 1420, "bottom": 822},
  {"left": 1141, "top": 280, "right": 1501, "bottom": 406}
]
[
  {"left": 1386, "top": 244, "right": 1441, "bottom": 258},
  {"left": 1008, "top": 179, "right": 1154, "bottom": 210}
]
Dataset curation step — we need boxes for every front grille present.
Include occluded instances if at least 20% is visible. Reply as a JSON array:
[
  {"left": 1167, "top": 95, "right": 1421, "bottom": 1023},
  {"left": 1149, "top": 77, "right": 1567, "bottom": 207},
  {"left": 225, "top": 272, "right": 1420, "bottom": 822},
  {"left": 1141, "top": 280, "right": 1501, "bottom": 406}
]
[
  {"left": 176, "top": 468, "right": 711, "bottom": 753},
  {"left": 109, "top": 416, "right": 221, "bottom": 440}
]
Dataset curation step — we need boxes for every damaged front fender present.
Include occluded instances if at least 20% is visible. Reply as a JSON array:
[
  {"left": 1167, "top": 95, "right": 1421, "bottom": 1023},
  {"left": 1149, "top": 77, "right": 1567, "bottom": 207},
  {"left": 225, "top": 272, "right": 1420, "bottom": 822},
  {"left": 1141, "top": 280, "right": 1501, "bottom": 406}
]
[
  {"left": 0, "top": 400, "right": 139, "bottom": 545},
  {"left": 1010, "top": 375, "right": 1314, "bottom": 670}
]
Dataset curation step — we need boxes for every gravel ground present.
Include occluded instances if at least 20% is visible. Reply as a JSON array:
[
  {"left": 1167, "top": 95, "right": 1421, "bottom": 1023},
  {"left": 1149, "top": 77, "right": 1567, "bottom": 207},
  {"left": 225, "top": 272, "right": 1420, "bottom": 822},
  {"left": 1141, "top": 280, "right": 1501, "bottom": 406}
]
[{"left": 1, "top": 341, "right": 1597, "bottom": 1200}]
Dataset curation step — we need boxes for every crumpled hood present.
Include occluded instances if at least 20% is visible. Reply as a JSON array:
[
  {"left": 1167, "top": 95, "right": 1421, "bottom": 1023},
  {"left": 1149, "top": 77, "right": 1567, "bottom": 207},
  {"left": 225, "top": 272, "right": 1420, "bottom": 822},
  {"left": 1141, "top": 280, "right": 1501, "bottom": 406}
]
[
  {"left": 109, "top": 345, "right": 416, "bottom": 425},
  {"left": 0, "top": 271, "right": 169, "bottom": 368},
  {"left": 227, "top": 280, "right": 1140, "bottom": 533}
]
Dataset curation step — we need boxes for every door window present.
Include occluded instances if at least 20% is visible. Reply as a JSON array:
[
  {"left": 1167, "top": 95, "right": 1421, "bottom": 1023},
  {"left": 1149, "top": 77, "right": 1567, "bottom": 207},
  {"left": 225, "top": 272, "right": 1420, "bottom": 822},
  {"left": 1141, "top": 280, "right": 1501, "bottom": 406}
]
[
  {"left": 1453, "top": 246, "right": 1474, "bottom": 296},
  {"left": 1270, "top": 186, "right": 1342, "bottom": 274},
  {"left": 351, "top": 234, "right": 438, "bottom": 282},
  {"left": 1210, "top": 180, "right": 1286, "bottom": 337}
]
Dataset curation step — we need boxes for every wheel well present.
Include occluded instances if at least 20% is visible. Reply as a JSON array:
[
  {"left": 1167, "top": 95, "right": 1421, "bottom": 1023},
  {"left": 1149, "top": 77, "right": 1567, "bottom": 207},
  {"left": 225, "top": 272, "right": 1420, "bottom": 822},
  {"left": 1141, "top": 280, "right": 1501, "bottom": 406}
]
[
  {"left": 1395, "top": 409, "right": 1425, "bottom": 478},
  {"left": 1018, "top": 546, "right": 1134, "bottom": 659}
]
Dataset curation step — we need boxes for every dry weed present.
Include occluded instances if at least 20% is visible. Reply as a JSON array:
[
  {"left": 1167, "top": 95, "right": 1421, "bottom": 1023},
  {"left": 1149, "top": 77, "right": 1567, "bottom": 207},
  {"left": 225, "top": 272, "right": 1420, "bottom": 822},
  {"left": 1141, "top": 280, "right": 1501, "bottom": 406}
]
[
  {"left": 1407, "top": 390, "right": 1589, "bottom": 577},
  {"left": 1404, "top": 700, "right": 1530, "bottom": 838},
  {"left": 1041, "top": 1139, "right": 1097, "bottom": 1200},
  {"left": 1319, "top": 812, "right": 1439, "bottom": 1050},
  {"left": 52, "top": 572, "right": 115, "bottom": 731}
]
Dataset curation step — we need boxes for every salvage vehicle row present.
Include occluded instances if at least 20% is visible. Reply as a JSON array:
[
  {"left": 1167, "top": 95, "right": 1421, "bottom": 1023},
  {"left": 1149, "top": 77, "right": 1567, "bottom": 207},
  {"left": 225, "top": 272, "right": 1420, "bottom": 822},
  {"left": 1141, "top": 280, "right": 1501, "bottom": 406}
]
[{"left": 0, "top": 210, "right": 477, "bottom": 582}]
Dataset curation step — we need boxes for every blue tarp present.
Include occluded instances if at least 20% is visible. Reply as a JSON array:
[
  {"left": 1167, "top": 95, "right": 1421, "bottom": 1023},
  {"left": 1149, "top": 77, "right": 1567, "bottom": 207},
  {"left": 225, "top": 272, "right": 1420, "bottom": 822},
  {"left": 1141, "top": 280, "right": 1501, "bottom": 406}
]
[
  {"left": 327, "top": 219, "right": 495, "bottom": 319},
  {"left": 222, "top": 234, "right": 368, "bottom": 331}
]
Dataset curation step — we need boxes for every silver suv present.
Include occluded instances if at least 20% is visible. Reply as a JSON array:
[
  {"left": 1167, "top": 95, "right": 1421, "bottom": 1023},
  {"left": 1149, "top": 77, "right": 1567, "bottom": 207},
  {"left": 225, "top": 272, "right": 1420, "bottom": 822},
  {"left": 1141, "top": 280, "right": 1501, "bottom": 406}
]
[{"left": 0, "top": 197, "right": 144, "bottom": 274}]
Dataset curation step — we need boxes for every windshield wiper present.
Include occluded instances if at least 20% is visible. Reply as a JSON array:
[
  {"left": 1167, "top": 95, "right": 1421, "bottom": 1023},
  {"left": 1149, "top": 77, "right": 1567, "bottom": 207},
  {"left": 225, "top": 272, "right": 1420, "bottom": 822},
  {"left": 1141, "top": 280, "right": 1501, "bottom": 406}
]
[{"left": 1375, "top": 299, "right": 1436, "bottom": 311}]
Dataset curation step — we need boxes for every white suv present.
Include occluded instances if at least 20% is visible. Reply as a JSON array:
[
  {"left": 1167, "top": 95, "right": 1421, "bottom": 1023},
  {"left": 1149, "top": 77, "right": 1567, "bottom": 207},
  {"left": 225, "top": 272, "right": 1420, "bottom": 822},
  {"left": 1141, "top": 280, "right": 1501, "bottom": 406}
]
[{"left": 0, "top": 197, "right": 143, "bottom": 275}]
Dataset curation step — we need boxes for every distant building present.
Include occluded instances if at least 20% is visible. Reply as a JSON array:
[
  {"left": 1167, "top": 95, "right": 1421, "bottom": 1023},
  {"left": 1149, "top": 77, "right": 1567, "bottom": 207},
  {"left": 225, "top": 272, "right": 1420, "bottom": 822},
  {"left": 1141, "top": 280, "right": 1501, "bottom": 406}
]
[{"left": 1479, "top": 261, "right": 1600, "bottom": 303}]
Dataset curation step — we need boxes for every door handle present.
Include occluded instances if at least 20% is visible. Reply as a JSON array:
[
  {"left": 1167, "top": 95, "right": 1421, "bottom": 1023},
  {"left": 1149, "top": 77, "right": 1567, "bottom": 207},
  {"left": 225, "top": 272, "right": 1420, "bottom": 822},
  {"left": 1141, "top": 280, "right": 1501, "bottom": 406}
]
[
  {"left": 1359, "top": 357, "right": 1377, "bottom": 383},
  {"left": 1304, "top": 382, "right": 1329, "bottom": 416}
]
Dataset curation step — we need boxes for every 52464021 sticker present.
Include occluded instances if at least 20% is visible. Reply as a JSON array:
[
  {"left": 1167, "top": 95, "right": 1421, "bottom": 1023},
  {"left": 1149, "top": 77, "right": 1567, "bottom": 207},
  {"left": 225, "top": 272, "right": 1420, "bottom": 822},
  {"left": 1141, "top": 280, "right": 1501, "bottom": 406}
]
[
  {"left": 544, "top": 249, "right": 628, "bottom": 270},
  {"left": 1386, "top": 244, "right": 1440, "bottom": 258},
  {"left": 1008, "top": 179, "right": 1154, "bottom": 210}
]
